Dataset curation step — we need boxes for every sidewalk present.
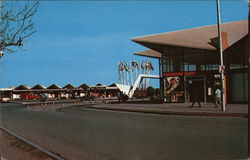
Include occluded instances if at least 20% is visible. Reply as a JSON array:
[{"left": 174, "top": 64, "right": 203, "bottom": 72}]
[
  {"left": 0, "top": 129, "right": 54, "bottom": 160},
  {"left": 18, "top": 100, "right": 248, "bottom": 117},
  {"left": 86, "top": 102, "right": 248, "bottom": 117}
]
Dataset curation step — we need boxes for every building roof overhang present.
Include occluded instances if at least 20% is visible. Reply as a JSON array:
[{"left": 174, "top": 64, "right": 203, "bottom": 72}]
[
  {"left": 132, "top": 20, "right": 248, "bottom": 59},
  {"left": 134, "top": 49, "right": 162, "bottom": 58}
]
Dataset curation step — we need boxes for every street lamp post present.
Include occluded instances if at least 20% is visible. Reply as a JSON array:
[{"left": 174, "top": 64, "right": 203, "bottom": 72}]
[{"left": 216, "top": 0, "right": 226, "bottom": 112}]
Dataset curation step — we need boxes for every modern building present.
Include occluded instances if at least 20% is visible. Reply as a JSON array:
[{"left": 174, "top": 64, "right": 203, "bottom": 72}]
[{"left": 132, "top": 20, "right": 248, "bottom": 103}]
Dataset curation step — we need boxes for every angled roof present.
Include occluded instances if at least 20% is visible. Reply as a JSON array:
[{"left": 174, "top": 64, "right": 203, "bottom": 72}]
[
  {"left": 107, "top": 83, "right": 119, "bottom": 89},
  {"left": 31, "top": 84, "right": 46, "bottom": 90},
  {"left": 132, "top": 20, "right": 248, "bottom": 51},
  {"left": 134, "top": 49, "right": 162, "bottom": 58},
  {"left": 63, "top": 84, "right": 75, "bottom": 89},
  {"left": 91, "top": 83, "right": 107, "bottom": 90},
  {"left": 78, "top": 83, "right": 89, "bottom": 89},
  {"left": 108, "top": 83, "right": 117, "bottom": 87},
  {"left": 47, "top": 84, "right": 61, "bottom": 89},
  {"left": 95, "top": 83, "right": 104, "bottom": 87},
  {"left": 14, "top": 85, "right": 30, "bottom": 90}
]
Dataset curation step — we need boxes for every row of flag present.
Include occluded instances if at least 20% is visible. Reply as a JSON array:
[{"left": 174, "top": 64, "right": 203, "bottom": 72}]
[{"left": 118, "top": 60, "right": 154, "bottom": 72}]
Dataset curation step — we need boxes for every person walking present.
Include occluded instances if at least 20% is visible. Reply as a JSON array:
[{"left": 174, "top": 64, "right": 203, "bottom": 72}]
[
  {"left": 214, "top": 88, "right": 221, "bottom": 108},
  {"left": 190, "top": 84, "right": 201, "bottom": 108}
]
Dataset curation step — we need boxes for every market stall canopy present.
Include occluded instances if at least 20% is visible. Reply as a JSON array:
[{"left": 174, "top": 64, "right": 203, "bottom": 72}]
[
  {"left": 91, "top": 83, "right": 106, "bottom": 90},
  {"left": 14, "top": 85, "right": 30, "bottom": 90},
  {"left": 31, "top": 84, "right": 46, "bottom": 90},
  {"left": 77, "top": 83, "right": 89, "bottom": 90},
  {"left": 95, "top": 83, "right": 105, "bottom": 87},
  {"left": 107, "top": 83, "right": 119, "bottom": 90},
  {"left": 47, "top": 84, "right": 61, "bottom": 90},
  {"left": 63, "top": 84, "right": 75, "bottom": 90}
]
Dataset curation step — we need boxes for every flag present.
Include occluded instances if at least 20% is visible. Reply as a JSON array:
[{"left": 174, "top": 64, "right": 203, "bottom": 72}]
[
  {"left": 131, "top": 61, "right": 139, "bottom": 71},
  {"left": 118, "top": 62, "right": 124, "bottom": 71},
  {"left": 140, "top": 61, "right": 144, "bottom": 70},
  {"left": 124, "top": 62, "right": 130, "bottom": 72},
  {"left": 149, "top": 61, "right": 154, "bottom": 71}
]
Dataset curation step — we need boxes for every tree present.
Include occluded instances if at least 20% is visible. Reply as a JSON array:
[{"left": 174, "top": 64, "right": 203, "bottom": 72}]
[
  {"left": 0, "top": 0, "right": 39, "bottom": 57},
  {"left": 146, "top": 86, "right": 154, "bottom": 98},
  {"left": 133, "top": 88, "right": 142, "bottom": 99},
  {"left": 154, "top": 88, "right": 161, "bottom": 97}
]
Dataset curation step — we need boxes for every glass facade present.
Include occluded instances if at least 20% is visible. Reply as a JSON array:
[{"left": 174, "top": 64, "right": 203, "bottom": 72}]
[
  {"left": 160, "top": 50, "right": 202, "bottom": 103},
  {"left": 159, "top": 41, "right": 248, "bottom": 103}
]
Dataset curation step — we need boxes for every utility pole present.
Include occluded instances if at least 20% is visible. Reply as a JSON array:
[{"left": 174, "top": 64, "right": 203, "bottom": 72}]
[{"left": 216, "top": 0, "right": 226, "bottom": 112}]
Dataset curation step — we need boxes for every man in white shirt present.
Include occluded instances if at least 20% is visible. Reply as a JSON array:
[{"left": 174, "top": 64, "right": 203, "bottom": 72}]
[{"left": 215, "top": 88, "right": 221, "bottom": 108}]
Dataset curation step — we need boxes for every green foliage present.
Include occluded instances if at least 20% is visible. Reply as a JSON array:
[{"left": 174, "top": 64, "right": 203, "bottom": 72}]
[
  {"left": 133, "top": 88, "right": 142, "bottom": 98},
  {"left": 154, "top": 88, "right": 161, "bottom": 97},
  {"left": 146, "top": 86, "right": 154, "bottom": 98}
]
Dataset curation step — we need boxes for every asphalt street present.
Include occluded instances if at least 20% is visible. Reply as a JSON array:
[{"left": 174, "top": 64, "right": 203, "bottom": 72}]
[{"left": 0, "top": 103, "right": 248, "bottom": 160}]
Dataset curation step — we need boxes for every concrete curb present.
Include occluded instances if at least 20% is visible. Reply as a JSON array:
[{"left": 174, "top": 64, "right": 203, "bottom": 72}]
[
  {"left": 1, "top": 127, "right": 66, "bottom": 160},
  {"left": 87, "top": 106, "right": 248, "bottom": 118}
]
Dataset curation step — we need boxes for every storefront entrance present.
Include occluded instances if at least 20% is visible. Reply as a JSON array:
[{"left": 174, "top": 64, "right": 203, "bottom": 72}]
[{"left": 185, "top": 76, "right": 206, "bottom": 102}]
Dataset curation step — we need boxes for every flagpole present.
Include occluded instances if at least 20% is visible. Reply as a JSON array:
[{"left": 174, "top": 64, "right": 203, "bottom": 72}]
[
  {"left": 216, "top": 0, "right": 226, "bottom": 112},
  {"left": 131, "top": 61, "right": 133, "bottom": 86}
]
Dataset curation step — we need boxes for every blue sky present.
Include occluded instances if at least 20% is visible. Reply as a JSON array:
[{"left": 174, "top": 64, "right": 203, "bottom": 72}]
[{"left": 1, "top": 1, "right": 248, "bottom": 88}]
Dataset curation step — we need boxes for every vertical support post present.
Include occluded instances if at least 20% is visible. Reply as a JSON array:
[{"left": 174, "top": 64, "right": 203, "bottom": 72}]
[
  {"left": 140, "top": 60, "right": 142, "bottom": 89},
  {"left": 182, "top": 48, "right": 186, "bottom": 102},
  {"left": 135, "top": 61, "right": 138, "bottom": 85},
  {"left": 131, "top": 61, "right": 133, "bottom": 85},
  {"left": 204, "top": 76, "right": 207, "bottom": 103},
  {"left": 159, "top": 54, "right": 164, "bottom": 100},
  {"left": 216, "top": 0, "right": 226, "bottom": 111},
  {"left": 118, "top": 61, "right": 120, "bottom": 84}
]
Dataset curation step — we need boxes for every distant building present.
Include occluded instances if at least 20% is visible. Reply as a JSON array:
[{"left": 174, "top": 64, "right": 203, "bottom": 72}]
[{"left": 0, "top": 82, "right": 121, "bottom": 101}]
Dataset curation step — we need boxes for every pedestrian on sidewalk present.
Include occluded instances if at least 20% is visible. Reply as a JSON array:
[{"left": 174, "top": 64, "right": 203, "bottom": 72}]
[
  {"left": 190, "top": 84, "right": 201, "bottom": 108},
  {"left": 214, "top": 88, "right": 221, "bottom": 108}
]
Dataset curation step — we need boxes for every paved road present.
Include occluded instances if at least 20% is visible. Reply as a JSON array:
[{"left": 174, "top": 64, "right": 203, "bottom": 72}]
[{"left": 0, "top": 103, "right": 248, "bottom": 160}]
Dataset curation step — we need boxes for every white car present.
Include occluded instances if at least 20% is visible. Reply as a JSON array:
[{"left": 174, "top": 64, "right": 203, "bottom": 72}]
[{"left": 1, "top": 97, "right": 10, "bottom": 103}]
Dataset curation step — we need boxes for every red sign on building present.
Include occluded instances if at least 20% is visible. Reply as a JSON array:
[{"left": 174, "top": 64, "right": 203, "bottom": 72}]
[{"left": 163, "top": 71, "right": 197, "bottom": 77}]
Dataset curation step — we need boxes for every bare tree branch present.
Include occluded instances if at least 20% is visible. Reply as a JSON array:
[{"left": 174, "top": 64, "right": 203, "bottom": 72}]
[{"left": 0, "top": 0, "right": 39, "bottom": 55}]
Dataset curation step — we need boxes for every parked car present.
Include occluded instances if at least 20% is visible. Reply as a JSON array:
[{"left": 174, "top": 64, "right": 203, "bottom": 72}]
[
  {"left": 80, "top": 94, "right": 95, "bottom": 101},
  {"left": 20, "top": 93, "right": 39, "bottom": 100},
  {"left": 1, "top": 97, "right": 10, "bottom": 103}
]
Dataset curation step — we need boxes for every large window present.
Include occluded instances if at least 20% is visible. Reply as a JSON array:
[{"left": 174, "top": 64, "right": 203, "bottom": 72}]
[
  {"left": 188, "top": 64, "right": 196, "bottom": 71},
  {"left": 206, "top": 64, "right": 219, "bottom": 71},
  {"left": 161, "top": 56, "right": 197, "bottom": 73}
]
